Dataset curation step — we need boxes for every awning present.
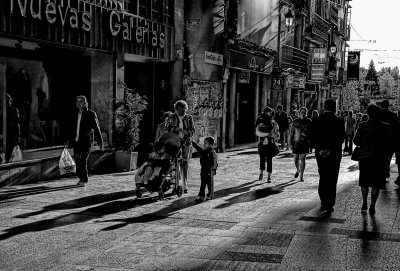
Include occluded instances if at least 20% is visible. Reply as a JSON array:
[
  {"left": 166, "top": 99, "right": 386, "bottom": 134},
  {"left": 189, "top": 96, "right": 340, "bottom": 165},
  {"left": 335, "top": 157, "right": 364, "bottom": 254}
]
[{"left": 226, "top": 49, "right": 275, "bottom": 75}]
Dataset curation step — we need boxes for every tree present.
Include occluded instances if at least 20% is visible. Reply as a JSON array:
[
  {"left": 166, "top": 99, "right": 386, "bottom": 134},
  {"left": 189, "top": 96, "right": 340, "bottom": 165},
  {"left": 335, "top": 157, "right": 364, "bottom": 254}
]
[
  {"left": 378, "top": 72, "right": 396, "bottom": 98},
  {"left": 365, "top": 59, "right": 378, "bottom": 82},
  {"left": 391, "top": 66, "right": 400, "bottom": 80},
  {"left": 343, "top": 80, "right": 361, "bottom": 112}
]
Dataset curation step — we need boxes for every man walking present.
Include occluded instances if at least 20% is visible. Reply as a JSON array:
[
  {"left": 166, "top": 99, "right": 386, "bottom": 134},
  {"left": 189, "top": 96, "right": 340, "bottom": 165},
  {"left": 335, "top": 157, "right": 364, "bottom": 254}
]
[
  {"left": 275, "top": 105, "right": 289, "bottom": 149},
  {"left": 380, "top": 100, "right": 399, "bottom": 181},
  {"left": 311, "top": 99, "right": 345, "bottom": 213},
  {"left": 69, "top": 95, "right": 103, "bottom": 187}
]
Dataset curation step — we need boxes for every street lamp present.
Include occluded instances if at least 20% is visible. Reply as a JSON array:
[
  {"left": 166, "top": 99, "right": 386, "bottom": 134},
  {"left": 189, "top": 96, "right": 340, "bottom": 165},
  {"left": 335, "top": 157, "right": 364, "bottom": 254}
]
[
  {"left": 330, "top": 41, "right": 337, "bottom": 54},
  {"left": 285, "top": 10, "right": 294, "bottom": 27}
]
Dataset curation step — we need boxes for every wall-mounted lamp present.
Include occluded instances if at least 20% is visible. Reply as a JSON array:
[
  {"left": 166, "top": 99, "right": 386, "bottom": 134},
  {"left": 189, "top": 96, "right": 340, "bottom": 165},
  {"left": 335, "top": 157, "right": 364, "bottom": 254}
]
[
  {"left": 285, "top": 10, "right": 294, "bottom": 27},
  {"left": 330, "top": 41, "right": 337, "bottom": 54}
]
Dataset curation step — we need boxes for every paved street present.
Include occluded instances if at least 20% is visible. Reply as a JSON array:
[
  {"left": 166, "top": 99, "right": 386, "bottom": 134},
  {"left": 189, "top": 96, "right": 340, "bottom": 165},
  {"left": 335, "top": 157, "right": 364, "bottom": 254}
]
[{"left": 1, "top": 148, "right": 400, "bottom": 271}]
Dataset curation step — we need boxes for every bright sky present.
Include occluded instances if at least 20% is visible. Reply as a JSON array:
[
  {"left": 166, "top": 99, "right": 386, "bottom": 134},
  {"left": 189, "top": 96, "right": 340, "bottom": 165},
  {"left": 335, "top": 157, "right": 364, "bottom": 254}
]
[{"left": 348, "top": 0, "right": 400, "bottom": 69}]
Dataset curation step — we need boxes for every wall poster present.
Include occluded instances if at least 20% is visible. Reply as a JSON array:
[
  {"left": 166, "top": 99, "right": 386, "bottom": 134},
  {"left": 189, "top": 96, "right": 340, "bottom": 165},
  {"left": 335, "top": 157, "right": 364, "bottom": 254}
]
[{"left": 183, "top": 78, "right": 223, "bottom": 148}]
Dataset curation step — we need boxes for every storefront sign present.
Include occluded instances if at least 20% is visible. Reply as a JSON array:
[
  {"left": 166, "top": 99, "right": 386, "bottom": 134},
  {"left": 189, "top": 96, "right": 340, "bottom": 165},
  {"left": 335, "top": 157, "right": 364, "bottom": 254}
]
[
  {"left": 227, "top": 50, "right": 274, "bottom": 74},
  {"left": 311, "top": 64, "right": 325, "bottom": 81},
  {"left": 312, "top": 48, "right": 327, "bottom": 64},
  {"left": 272, "top": 76, "right": 284, "bottom": 90},
  {"left": 205, "top": 51, "right": 223, "bottom": 66},
  {"left": 237, "top": 71, "right": 250, "bottom": 84},
  {"left": 286, "top": 75, "right": 306, "bottom": 88},
  {"left": 10, "top": 0, "right": 92, "bottom": 31},
  {"left": 110, "top": 11, "right": 165, "bottom": 48}
]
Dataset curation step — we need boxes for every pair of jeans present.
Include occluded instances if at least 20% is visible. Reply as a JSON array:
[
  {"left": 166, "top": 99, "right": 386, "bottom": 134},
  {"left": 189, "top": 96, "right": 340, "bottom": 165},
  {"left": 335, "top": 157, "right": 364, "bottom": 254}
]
[
  {"left": 73, "top": 146, "right": 91, "bottom": 183},
  {"left": 344, "top": 132, "right": 354, "bottom": 153},
  {"left": 316, "top": 150, "right": 342, "bottom": 208},
  {"left": 258, "top": 143, "right": 273, "bottom": 173},
  {"left": 198, "top": 170, "right": 214, "bottom": 198}
]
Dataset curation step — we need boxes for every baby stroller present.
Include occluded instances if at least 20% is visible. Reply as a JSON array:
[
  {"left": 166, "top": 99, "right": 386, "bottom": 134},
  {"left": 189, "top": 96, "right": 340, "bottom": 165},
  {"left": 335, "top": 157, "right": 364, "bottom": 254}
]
[{"left": 135, "top": 132, "right": 184, "bottom": 200}]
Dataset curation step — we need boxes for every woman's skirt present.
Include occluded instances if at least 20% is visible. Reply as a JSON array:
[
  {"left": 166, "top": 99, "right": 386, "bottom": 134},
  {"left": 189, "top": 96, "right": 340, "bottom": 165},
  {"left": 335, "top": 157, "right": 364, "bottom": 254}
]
[
  {"left": 292, "top": 141, "right": 310, "bottom": 154},
  {"left": 358, "top": 159, "right": 387, "bottom": 189}
]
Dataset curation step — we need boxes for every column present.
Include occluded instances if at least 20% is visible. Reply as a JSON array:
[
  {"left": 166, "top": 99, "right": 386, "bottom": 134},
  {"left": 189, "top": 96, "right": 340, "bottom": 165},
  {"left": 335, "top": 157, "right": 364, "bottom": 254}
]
[
  {"left": 221, "top": 69, "right": 229, "bottom": 152},
  {"left": 261, "top": 75, "right": 267, "bottom": 110},
  {"left": 228, "top": 72, "right": 237, "bottom": 148},
  {"left": 254, "top": 73, "right": 260, "bottom": 120},
  {"left": 286, "top": 87, "right": 292, "bottom": 114}
]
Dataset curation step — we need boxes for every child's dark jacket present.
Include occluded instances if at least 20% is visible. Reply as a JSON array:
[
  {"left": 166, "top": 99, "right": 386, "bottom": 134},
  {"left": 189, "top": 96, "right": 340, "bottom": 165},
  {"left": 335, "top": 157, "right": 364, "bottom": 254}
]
[{"left": 192, "top": 142, "right": 218, "bottom": 172}]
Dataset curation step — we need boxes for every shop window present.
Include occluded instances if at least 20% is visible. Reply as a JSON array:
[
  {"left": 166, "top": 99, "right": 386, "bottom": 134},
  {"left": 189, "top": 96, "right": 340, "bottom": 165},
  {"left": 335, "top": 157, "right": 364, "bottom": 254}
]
[
  {"left": 163, "top": 0, "right": 174, "bottom": 25},
  {"left": 139, "top": 0, "right": 151, "bottom": 18},
  {"left": 125, "top": 0, "right": 138, "bottom": 14}
]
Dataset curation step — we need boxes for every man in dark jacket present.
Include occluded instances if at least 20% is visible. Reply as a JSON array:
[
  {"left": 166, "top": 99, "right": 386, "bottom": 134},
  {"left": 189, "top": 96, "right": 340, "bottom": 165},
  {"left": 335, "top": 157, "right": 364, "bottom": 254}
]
[
  {"left": 380, "top": 100, "right": 399, "bottom": 181},
  {"left": 69, "top": 95, "right": 103, "bottom": 186},
  {"left": 311, "top": 99, "right": 345, "bottom": 213},
  {"left": 275, "top": 105, "right": 289, "bottom": 149}
]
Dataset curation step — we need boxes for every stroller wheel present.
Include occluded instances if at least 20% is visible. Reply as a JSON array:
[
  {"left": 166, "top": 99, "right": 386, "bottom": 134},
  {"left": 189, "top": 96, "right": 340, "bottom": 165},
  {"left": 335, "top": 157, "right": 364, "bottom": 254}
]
[
  {"left": 176, "top": 186, "right": 183, "bottom": 197},
  {"left": 136, "top": 188, "right": 143, "bottom": 198}
]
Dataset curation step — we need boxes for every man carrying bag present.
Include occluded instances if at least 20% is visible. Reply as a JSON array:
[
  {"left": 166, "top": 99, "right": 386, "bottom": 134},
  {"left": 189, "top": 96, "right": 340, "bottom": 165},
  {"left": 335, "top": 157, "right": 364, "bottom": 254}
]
[{"left": 67, "top": 95, "right": 103, "bottom": 187}]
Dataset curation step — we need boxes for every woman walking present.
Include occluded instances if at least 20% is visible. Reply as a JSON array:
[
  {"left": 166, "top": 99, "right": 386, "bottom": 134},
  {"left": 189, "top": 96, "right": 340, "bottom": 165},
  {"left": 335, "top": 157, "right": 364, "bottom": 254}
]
[
  {"left": 353, "top": 104, "right": 393, "bottom": 215},
  {"left": 255, "top": 107, "right": 280, "bottom": 183},
  {"left": 168, "top": 100, "right": 195, "bottom": 193},
  {"left": 290, "top": 107, "right": 312, "bottom": 182}
]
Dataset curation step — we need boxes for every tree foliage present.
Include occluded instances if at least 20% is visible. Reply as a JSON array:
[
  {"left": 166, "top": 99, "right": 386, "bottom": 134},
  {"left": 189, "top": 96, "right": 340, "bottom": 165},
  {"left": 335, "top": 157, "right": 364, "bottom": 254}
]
[{"left": 343, "top": 80, "right": 361, "bottom": 112}]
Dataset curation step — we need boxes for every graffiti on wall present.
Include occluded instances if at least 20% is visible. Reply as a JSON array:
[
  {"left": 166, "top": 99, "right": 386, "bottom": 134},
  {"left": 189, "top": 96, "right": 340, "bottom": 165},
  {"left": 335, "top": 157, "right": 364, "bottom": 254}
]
[{"left": 184, "top": 78, "right": 223, "bottom": 147}]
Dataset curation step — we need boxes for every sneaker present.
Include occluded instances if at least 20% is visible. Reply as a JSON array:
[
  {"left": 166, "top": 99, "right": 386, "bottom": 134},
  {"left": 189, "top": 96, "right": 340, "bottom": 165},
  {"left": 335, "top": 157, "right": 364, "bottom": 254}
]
[
  {"left": 294, "top": 172, "right": 299, "bottom": 179},
  {"left": 195, "top": 197, "right": 205, "bottom": 203},
  {"left": 77, "top": 182, "right": 87, "bottom": 187},
  {"left": 184, "top": 189, "right": 188, "bottom": 194},
  {"left": 299, "top": 178, "right": 304, "bottom": 182},
  {"left": 267, "top": 178, "right": 271, "bottom": 183},
  {"left": 206, "top": 195, "right": 213, "bottom": 200},
  {"left": 258, "top": 173, "right": 263, "bottom": 181}
]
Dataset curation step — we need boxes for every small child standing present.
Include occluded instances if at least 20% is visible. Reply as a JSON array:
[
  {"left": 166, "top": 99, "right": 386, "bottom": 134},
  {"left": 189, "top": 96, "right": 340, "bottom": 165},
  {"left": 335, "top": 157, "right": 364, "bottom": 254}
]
[{"left": 192, "top": 136, "right": 218, "bottom": 203}]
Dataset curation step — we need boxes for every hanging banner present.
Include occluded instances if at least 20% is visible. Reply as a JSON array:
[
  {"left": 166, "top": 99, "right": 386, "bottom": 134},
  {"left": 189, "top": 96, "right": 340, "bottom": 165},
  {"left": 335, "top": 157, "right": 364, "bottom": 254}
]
[{"left": 347, "top": 51, "right": 360, "bottom": 80}]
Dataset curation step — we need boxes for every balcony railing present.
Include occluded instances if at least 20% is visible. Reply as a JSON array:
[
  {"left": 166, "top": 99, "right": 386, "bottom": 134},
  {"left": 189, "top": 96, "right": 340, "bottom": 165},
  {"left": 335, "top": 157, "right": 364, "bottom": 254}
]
[
  {"left": 312, "top": 14, "right": 330, "bottom": 41},
  {"left": 330, "top": 3, "right": 339, "bottom": 25},
  {"left": 281, "top": 44, "right": 309, "bottom": 72},
  {"left": 338, "top": 18, "right": 346, "bottom": 35},
  {"left": 345, "top": 25, "right": 351, "bottom": 40}
]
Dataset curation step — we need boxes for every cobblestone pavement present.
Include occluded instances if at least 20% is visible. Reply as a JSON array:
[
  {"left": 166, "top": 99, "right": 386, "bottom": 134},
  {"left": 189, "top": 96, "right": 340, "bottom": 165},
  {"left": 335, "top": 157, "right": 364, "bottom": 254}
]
[{"left": 1, "top": 148, "right": 400, "bottom": 270}]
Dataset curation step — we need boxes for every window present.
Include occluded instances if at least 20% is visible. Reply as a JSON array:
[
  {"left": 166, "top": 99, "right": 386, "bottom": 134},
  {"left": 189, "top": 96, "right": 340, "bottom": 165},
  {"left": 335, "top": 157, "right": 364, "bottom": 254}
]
[{"left": 124, "top": 0, "right": 138, "bottom": 14}]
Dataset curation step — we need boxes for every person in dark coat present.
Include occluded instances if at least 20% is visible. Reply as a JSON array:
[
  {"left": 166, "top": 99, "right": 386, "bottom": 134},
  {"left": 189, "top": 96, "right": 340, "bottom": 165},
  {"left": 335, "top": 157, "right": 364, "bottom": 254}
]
[
  {"left": 379, "top": 100, "right": 399, "bottom": 181},
  {"left": 275, "top": 105, "right": 289, "bottom": 149},
  {"left": 255, "top": 107, "right": 280, "bottom": 183},
  {"left": 4, "top": 94, "right": 21, "bottom": 163},
  {"left": 311, "top": 99, "right": 345, "bottom": 213},
  {"left": 69, "top": 95, "right": 103, "bottom": 187},
  {"left": 354, "top": 104, "right": 394, "bottom": 215}
]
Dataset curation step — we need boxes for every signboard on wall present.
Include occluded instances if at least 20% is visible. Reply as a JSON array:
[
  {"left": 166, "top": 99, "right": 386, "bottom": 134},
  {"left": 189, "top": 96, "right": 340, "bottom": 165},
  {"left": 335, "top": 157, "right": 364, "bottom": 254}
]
[
  {"left": 312, "top": 48, "right": 327, "bottom": 64},
  {"left": 237, "top": 71, "right": 250, "bottom": 84},
  {"left": 205, "top": 51, "right": 223, "bottom": 66},
  {"left": 184, "top": 80, "right": 223, "bottom": 148},
  {"left": 227, "top": 50, "right": 275, "bottom": 74},
  {"left": 272, "top": 76, "right": 284, "bottom": 90},
  {"left": 311, "top": 64, "right": 325, "bottom": 81}
]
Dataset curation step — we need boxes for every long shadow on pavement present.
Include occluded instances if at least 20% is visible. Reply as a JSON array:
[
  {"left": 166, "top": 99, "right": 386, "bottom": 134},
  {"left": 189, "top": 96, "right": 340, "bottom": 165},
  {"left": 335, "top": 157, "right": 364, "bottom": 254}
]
[
  {"left": 213, "top": 179, "right": 299, "bottom": 209},
  {"left": 0, "top": 191, "right": 155, "bottom": 241},
  {"left": 97, "top": 179, "right": 281, "bottom": 231},
  {"left": 14, "top": 190, "right": 135, "bottom": 218},
  {"left": 0, "top": 185, "right": 80, "bottom": 201}
]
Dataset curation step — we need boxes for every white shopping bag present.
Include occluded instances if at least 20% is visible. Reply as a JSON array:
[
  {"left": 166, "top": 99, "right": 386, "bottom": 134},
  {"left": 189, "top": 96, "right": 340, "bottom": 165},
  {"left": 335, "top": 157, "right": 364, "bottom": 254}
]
[
  {"left": 9, "top": 146, "right": 23, "bottom": 162},
  {"left": 59, "top": 147, "right": 76, "bottom": 175}
]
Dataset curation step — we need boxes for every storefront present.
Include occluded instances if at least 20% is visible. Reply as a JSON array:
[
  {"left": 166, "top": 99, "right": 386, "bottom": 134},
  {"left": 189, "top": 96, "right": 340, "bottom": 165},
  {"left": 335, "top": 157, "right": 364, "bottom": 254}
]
[
  {"left": 225, "top": 49, "right": 274, "bottom": 147},
  {"left": 0, "top": 0, "right": 175, "bottom": 184}
]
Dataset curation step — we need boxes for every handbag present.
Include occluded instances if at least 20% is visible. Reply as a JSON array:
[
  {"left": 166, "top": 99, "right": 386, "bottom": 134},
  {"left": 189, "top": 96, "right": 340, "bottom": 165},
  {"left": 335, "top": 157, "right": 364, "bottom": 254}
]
[
  {"left": 351, "top": 146, "right": 361, "bottom": 161},
  {"left": 267, "top": 142, "right": 280, "bottom": 157}
]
